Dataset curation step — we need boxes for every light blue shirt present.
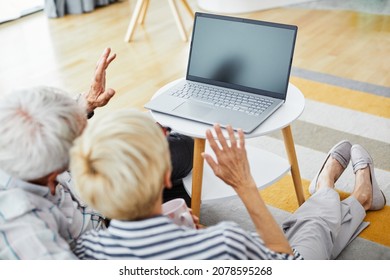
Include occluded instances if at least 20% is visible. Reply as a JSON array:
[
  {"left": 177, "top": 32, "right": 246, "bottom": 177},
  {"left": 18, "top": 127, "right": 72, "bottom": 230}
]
[{"left": 0, "top": 169, "right": 105, "bottom": 259}]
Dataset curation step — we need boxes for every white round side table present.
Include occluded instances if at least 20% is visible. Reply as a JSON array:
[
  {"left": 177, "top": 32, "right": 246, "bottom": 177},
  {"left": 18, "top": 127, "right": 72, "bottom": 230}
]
[{"left": 150, "top": 78, "right": 305, "bottom": 216}]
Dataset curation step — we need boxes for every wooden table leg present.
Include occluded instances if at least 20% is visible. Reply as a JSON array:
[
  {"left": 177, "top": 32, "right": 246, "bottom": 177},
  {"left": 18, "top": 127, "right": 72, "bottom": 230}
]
[
  {"left": 282, "top": 125, "right": 305, "bottom": 206},
  {"left": 168, "top": 0, "right": 188, "bottom": 41},
  {"left": 191, "top": 138, "right": 206, "bottom": 217}
]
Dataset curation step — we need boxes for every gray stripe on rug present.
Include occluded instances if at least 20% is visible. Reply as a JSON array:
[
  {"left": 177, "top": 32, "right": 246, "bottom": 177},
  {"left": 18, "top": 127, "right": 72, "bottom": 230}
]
[
  {"left": 291, "top": 67, "right": 390, "bottom": 97},
  {"left": 267, "top": 120, "right": 390, "bottom": 170}
]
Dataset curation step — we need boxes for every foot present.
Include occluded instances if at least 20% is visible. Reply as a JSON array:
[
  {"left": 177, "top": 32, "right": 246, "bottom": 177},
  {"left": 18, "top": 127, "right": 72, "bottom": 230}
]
[
  {"left": 351, "top": 144, "right": 386, "bottom": 211},
  {"left": 351, "top": 166, "right": 372, "bottom": 211}
]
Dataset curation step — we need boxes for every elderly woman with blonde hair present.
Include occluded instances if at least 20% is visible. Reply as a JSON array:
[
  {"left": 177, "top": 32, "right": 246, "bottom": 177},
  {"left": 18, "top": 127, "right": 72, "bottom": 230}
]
[
  {"left": 70, "top": 110, "right": 172, "bottom": 222},
  {"left": 70, "top": 106, "right": 385, "bottom": 260},
  {"left": 70, "top": 109, "right": 297, "bottom": 259}
]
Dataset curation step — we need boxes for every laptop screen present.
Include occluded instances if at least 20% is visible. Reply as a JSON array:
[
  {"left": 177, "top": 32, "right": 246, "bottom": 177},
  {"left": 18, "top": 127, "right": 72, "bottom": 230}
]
[{"left": 186, "top": 13, "right": 297, "bottom": 100}]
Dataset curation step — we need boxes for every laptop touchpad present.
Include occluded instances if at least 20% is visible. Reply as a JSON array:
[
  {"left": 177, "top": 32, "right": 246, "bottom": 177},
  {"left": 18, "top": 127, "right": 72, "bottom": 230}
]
[{"left": 173, "top": 102, "right": 212, "bottom": 119}]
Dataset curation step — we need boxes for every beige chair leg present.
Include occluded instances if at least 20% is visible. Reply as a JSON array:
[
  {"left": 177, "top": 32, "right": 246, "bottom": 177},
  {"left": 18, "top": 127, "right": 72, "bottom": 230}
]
[
  {"left": 180, "top": 0, "right": 194, "bottom": 19},
  {"left": 168, "top": 0, "right": 188, "bottom": 41},
  {"left": 124, "top": 0, "right": 146, "bottom": 42},
  {"left": 138, "top": 0, "right": 150, "bottom": 25}
]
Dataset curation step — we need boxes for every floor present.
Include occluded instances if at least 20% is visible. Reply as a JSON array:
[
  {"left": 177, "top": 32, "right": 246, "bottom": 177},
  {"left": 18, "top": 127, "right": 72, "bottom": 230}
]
[{"left": 292, "top": 0, "right": 390, "bottom": 15}]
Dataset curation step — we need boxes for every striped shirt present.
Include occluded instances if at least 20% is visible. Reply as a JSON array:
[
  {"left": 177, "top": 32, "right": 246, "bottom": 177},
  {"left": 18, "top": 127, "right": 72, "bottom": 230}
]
[
  {"left": 0, "top": 169, "right": 105, "bottom": 259},
  {"left": 74, "top": 216, "right": 303, "bottom": 260}
]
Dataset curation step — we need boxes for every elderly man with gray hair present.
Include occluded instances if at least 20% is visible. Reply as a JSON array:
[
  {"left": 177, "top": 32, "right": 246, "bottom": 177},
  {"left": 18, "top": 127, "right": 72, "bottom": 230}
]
[
  {"left": 0, "top": 48, "right": 116, "bottom": 259},
  {"left": 0, "top": 48, "right": 194, "bottom": 259}
]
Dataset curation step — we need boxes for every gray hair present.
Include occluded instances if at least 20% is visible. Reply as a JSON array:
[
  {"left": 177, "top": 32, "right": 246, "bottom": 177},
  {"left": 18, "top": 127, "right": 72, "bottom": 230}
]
[{"left": 0, "top": 86, "right": 87, "bottom": 181}]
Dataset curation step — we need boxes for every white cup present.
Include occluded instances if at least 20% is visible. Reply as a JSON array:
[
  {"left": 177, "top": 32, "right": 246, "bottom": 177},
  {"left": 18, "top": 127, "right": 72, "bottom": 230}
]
[{"left": 162, "top": 198, "right": 196, "bottom": 229}]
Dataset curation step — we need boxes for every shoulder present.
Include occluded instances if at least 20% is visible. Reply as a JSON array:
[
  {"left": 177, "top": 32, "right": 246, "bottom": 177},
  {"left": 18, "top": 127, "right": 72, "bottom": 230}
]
[
  {"left": 0, "top": 189, "right": 37, "bottom": 221},
  {"left": 0, "top": 188, "right": 65, "bottom": 232}
]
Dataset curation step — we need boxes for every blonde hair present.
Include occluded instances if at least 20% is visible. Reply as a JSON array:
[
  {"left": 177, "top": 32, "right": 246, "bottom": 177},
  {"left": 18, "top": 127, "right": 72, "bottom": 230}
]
[
  {"left": 70, "top": 109, "right": 171, "bottom": 220},
  {"left": 0, "top": 86, "right": 86, "bottom": 181}
]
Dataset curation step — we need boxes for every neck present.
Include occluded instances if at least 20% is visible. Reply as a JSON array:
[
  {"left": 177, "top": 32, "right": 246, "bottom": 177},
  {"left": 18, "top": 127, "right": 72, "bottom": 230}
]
[
  {"left": 149, "top": 195, "right": 163, "bottom": 216},
  {"left": 28, "top": 175, "right": 50, "bottom": 186},
  {"left": 27, "top": 170, "right": 61, "bottom": 195}
]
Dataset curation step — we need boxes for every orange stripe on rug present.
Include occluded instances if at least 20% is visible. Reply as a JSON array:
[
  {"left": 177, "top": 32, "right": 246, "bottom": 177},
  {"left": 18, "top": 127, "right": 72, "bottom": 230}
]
[
  {"left": 260, "top": 175, "right": 390, "bottom": 247},
  {"left": 290, "top": 77, "right": 390, "bottom": 118}
]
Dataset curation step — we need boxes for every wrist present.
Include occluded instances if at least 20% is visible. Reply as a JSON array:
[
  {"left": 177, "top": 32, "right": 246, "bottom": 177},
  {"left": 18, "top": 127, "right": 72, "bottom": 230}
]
[
  {"left": 85, "top": 91, "right": 96, "bottom": 113},
  {"left": 234, "top": 178, "right": 257, "bottom": 193},
  {"left": 236, "top": 181, "right": 260, "bottom": 199},
  {"left": 76, "top": 93, "right": 95, "bottom": 118}
]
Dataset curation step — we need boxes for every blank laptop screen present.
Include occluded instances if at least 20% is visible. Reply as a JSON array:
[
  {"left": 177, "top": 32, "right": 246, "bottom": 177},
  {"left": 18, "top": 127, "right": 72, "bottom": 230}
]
[{"left": 187, "top": 13, "right": 297, "bottom": 99}]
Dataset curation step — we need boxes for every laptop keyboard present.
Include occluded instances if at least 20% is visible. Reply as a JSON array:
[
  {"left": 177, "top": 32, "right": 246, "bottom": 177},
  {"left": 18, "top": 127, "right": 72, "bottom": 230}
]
[{"left": 170, "top": 83, "right": 274, "bottom": 116}]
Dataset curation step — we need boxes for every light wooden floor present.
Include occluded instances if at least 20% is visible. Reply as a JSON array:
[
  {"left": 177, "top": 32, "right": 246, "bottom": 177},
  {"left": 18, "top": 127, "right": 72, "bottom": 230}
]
[{"left": 0, "top": 0, "right": 389, "bottom": 115}]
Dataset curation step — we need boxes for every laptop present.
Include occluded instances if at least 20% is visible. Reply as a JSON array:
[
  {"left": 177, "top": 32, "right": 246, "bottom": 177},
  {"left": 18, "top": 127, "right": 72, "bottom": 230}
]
[{"left": 145, "top": 12, "right": 298, "bottom": 133}]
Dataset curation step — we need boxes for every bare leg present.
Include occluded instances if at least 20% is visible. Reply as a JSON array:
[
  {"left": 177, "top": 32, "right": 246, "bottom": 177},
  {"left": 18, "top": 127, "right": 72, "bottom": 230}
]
[
  {"left": 316, "top": 154, "right": 372, "bottom": 211},
  {"left": 316, "top": 156, "right": 345, "bottom": 191},
  {"left": 351, "top": 166, "right": 372, "bottom": 211}
]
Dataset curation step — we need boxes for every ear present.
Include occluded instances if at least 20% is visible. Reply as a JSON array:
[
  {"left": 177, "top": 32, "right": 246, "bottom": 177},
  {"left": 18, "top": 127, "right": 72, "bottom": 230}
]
[
  {"left": 47, "top": 171, "right": 61, "bottom": 195},
  {"left": 164, "top": 169, "right": 172, "bottom": 190}
]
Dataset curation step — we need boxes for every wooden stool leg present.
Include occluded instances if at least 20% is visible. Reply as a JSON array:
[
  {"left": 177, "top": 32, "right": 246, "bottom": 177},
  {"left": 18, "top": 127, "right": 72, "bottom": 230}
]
[
  {"left": 138, "top": 0, "right": 150, "bottom": 24},
  {"left": 180, "top": 0, "right": 194, "bottom": 18},
  {"left": 168, "top": 0, "right": 188, "bottom": 41},
  {"left": 191, "top": 138, "right": 206, "bottom": 217},
  {"left": 282, "top": 125, "right": 305, "bottom": 206},
  {"left": 124, "top": 0, "right": 146, "bottom": 42}
]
